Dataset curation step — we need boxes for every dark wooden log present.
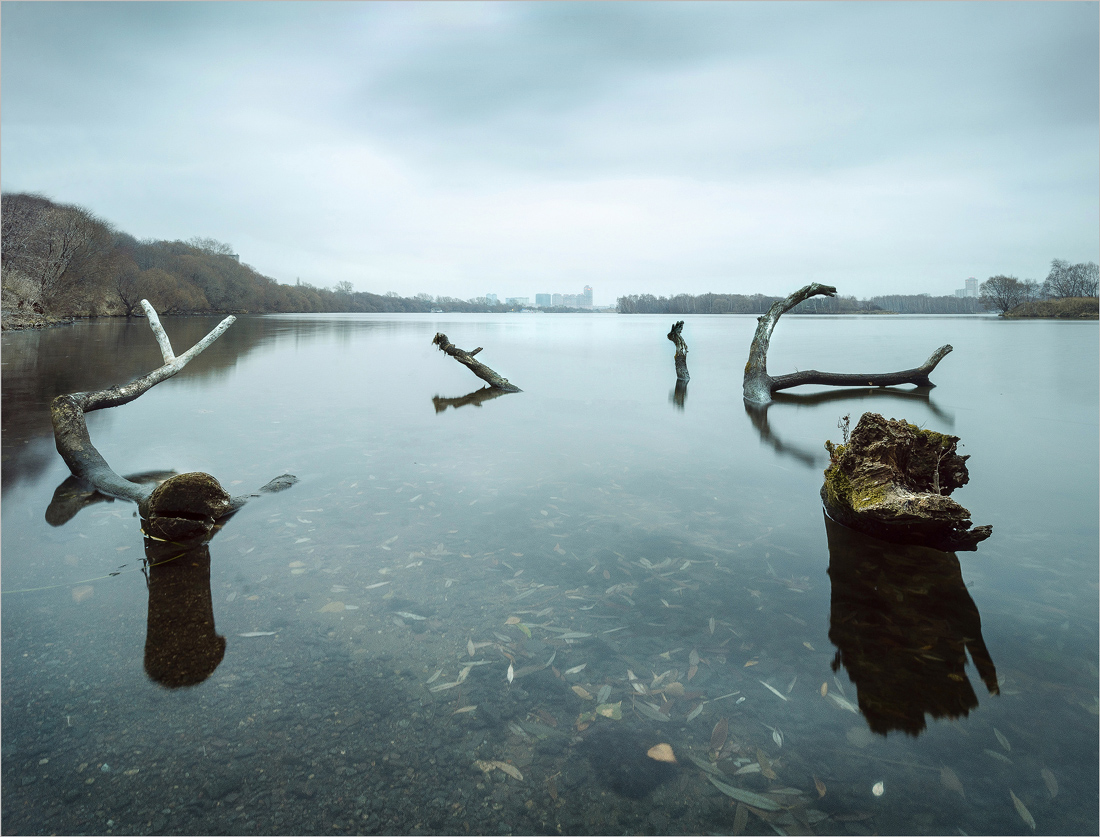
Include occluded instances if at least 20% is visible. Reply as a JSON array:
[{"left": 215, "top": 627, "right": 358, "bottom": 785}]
[
  {"left": 743, "top": 283, "right": 952, "bottom": 403},
  {"left": 666, "top": 320, "right": 689, "bottom": 382},
  {"left": 49, "top": 300, "right": 295, "bottom": 541},
  {"left": 432, "top": 333, "right": 521, "bottom": 392}
]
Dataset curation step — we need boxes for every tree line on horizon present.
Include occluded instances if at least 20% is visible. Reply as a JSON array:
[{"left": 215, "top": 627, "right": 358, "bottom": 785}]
[
  {"left": 618, "top": 261, "right": 1099, "bottom": 316},
  {"left": 615, "top": 291, "right": 990, "bottom": 315},
  {"left": 3, "top": 192, "right": 1095, "bottom": 321},
  {"left": 0, "top": 192, "right": 522, "bottom": 318}
]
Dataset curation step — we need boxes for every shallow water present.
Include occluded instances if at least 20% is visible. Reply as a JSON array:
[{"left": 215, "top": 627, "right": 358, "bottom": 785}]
[{"left": 2, "top": 312, "right": 1097, "bottom": 835}]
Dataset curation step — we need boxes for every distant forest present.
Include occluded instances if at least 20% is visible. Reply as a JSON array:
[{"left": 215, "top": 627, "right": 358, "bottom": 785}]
[
  {"left": 2, "top": 192, "right": 1086, "bottom": 323},
  {"left": 616, "top": 292, "right": 984, "bottom": 315}
]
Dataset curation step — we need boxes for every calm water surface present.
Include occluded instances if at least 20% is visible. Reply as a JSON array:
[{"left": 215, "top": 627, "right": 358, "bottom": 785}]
[{"left": 2, "top": 313, "right": 1097, "bottom": 835}]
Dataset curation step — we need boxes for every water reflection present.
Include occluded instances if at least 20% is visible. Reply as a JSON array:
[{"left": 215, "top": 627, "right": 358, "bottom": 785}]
[
  {"left": 143, "top": 535, "right": 226, "bottom": 688},
  {"left": 668, "top": 379, "right": 688, "bottom": 411},
  {"left": 432, "top": 386, "right": 512, "bottom": 412},
  {"left": 44, "top": 471, "right": 231, "bottom": 688},
  {"left": 745, "top": 386, "right": 954, "bottom": 469},
  {"left": 44, "top": 470, "right": 175, "bottom": 526},
  {"left": 825, "top": 513, "right": 999, "bottom": 737}
]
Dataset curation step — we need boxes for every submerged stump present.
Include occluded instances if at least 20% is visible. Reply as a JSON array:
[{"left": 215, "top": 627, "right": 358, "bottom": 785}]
[
  {"left": 821, "top": 412, "right": 992, "bottom": 551},
  {"left": 667, "top": 320, "right": 689, "bottom": 382}
]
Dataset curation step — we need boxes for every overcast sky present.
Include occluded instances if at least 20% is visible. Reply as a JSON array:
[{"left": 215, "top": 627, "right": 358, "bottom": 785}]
[{"left": 2, "top": 2, "right": 1097, "bottom": 303}]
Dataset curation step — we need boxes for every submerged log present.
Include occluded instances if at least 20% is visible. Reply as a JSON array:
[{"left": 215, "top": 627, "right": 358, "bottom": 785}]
[
  {"left": 50, "top": 300, "right": 295, "bottom": 542},
  {"left": 743, "top": 283, "right": 952, "bottom": 403},
  {"left": 667, "top": 320, "right": 689, "bottom": 382},
  {"left": 821, "top": 412, "right": 991, "bottom": 551},
  {"left": 432, "top": 333, "right": 520, "bottom": 392}
]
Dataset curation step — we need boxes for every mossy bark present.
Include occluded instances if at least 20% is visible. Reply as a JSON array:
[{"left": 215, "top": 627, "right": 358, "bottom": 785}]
[{"left": 821, "top": 412, "right": 991, "bottom": 551}]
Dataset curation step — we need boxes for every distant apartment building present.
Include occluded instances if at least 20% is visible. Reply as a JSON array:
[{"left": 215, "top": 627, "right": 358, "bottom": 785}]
[
  {"left": 524, "top": 287, "right": 594, "bottom": 309},
  {"left": 955, "top": 277, "right": 979, "bottom": 298},
  {"left": 486, "top": 293, "right": 498, "bottom": 304}
]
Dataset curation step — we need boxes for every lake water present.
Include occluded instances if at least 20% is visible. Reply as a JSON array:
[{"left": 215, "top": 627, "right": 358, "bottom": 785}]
[{"left": 2, "top": 312, "right": 1097, "bottom": 836}]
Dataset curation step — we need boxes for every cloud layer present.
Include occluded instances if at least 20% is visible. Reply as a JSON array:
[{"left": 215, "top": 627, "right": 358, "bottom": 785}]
[{"left": 3, "top": 1, "right": 1097, "bottom": 303}]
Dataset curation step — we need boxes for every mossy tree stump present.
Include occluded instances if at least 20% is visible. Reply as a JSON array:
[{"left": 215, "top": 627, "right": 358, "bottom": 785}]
[{"left": 821, "top": 412, "right": 991, "bottom": 551}]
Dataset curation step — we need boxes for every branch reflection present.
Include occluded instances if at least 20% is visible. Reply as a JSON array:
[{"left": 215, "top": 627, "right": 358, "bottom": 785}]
[
  {"left": 432, "top": 386, "right": 512, "bottom": 413},
  {"left": 825, "top": 513, "right": 998, "bottom": 737},
  {"left": 745, "top": 386, "right": 953, "bottom": 470},
  {"left": 45, "top": 471, "right": 176, "bottom": 527},
  {"left": 669, "top": 380, "right": 688, "bottom": 411}
]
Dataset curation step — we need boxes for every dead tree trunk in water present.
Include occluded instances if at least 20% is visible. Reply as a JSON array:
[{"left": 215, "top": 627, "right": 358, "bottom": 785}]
[
  {"left": 432, "top": 333, "right": 521, "bottom": 392},
  {"left": 50, "top": 300, "right": 295, "bottom": 540},
  {"left": 743, "top": 283, "right": 953, "bottom": 403},
  {"left": 667, "top": 321, "right": 690, "bottom": 382}
]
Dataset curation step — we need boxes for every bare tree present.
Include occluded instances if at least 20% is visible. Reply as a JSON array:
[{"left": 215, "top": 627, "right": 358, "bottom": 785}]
[
  {"left": 979, "top": 275, "right": 1027, "bottom": 314},
  {"left": 187, "top": 237, "right": 236, "bottom": 257},
  {"left": 743, "top": 283, "right": 952, "bottom": 403},
  {"left": 1043, "top": 259, "right": 1098, "bottom": 298}
]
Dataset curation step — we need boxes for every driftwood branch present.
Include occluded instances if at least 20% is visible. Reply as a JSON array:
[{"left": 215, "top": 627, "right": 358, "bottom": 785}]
[
  {"left": 432, "top": 333, "right": 521, "bottom": 392},
  {"left": 50, "top": 300, "right": 295, "bottom": 541},
  {"left": 667, "top": 320, "right": 689, "bottom": 382},
  {"left": 743, "top": 284, "right": 952, "bottom": 403}
]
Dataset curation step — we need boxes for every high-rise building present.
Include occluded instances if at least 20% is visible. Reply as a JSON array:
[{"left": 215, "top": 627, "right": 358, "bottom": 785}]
[
  {"left": 551, "top": 293, "right": 563, "bottom": 307},
  {"left": 583, "top": 285, "right": 593, "bottom": 308},
  {"left": 535, "top": 293, "right": 552, "bottom": 307},
  {"left": 563, "top": 293, "right": 579, "bottom": 308},
  {"left": 965, "top": 278, "right": 978, "bottom": 297},
  {"left": 486, "top": 293, "right": 498, "bottom": 304}
]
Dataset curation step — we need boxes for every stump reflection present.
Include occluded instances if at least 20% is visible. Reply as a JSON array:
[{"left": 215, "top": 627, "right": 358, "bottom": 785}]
[
  {"left": 143, "top": 536, "right": 226, "bottom": 688},
  {"left": 825, "top": 513, "right": 999, "bottom": 736}
]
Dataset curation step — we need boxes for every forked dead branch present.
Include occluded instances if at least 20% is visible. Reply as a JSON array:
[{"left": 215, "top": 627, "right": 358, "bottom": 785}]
[
  {"left": 50, "top": 300, "right": 295, "bottom": 541},
  {"left": 667, "top": 320, "right": 690, "bottom": 382},
  {"left": 432, "top": 333, "right": 521, "bottom": 392},
  {"left": 743, "top": 283, "right": 953, "bottom": 403}
]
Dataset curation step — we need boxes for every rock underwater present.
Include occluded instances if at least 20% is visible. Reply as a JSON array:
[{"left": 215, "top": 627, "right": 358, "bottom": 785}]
[{"left": 821, "top": 413, "right": 992, "bottom": 552}]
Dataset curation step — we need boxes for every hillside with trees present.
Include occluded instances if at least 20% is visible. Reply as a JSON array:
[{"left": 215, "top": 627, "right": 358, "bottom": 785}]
[{"left": 1, "top": 192, "right": 514, "bottom": 327}]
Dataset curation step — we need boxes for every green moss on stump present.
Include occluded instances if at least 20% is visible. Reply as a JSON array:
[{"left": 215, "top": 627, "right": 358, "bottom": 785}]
[{"left": 821, "top": 413, "right": 991, "bottom": 552}]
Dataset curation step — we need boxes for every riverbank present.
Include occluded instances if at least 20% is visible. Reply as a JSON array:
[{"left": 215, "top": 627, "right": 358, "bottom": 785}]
[
  {"left": 1004, "top": 297, "right": 1099, "bottom": 319},
  {"left": 0, "top": 310, "right": 76, "bottom": 331}
]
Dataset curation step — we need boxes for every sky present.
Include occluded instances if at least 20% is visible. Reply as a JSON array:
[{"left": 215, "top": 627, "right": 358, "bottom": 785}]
[{"left": 2, "top": 1, "right": 1097, "bottom": 304}]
